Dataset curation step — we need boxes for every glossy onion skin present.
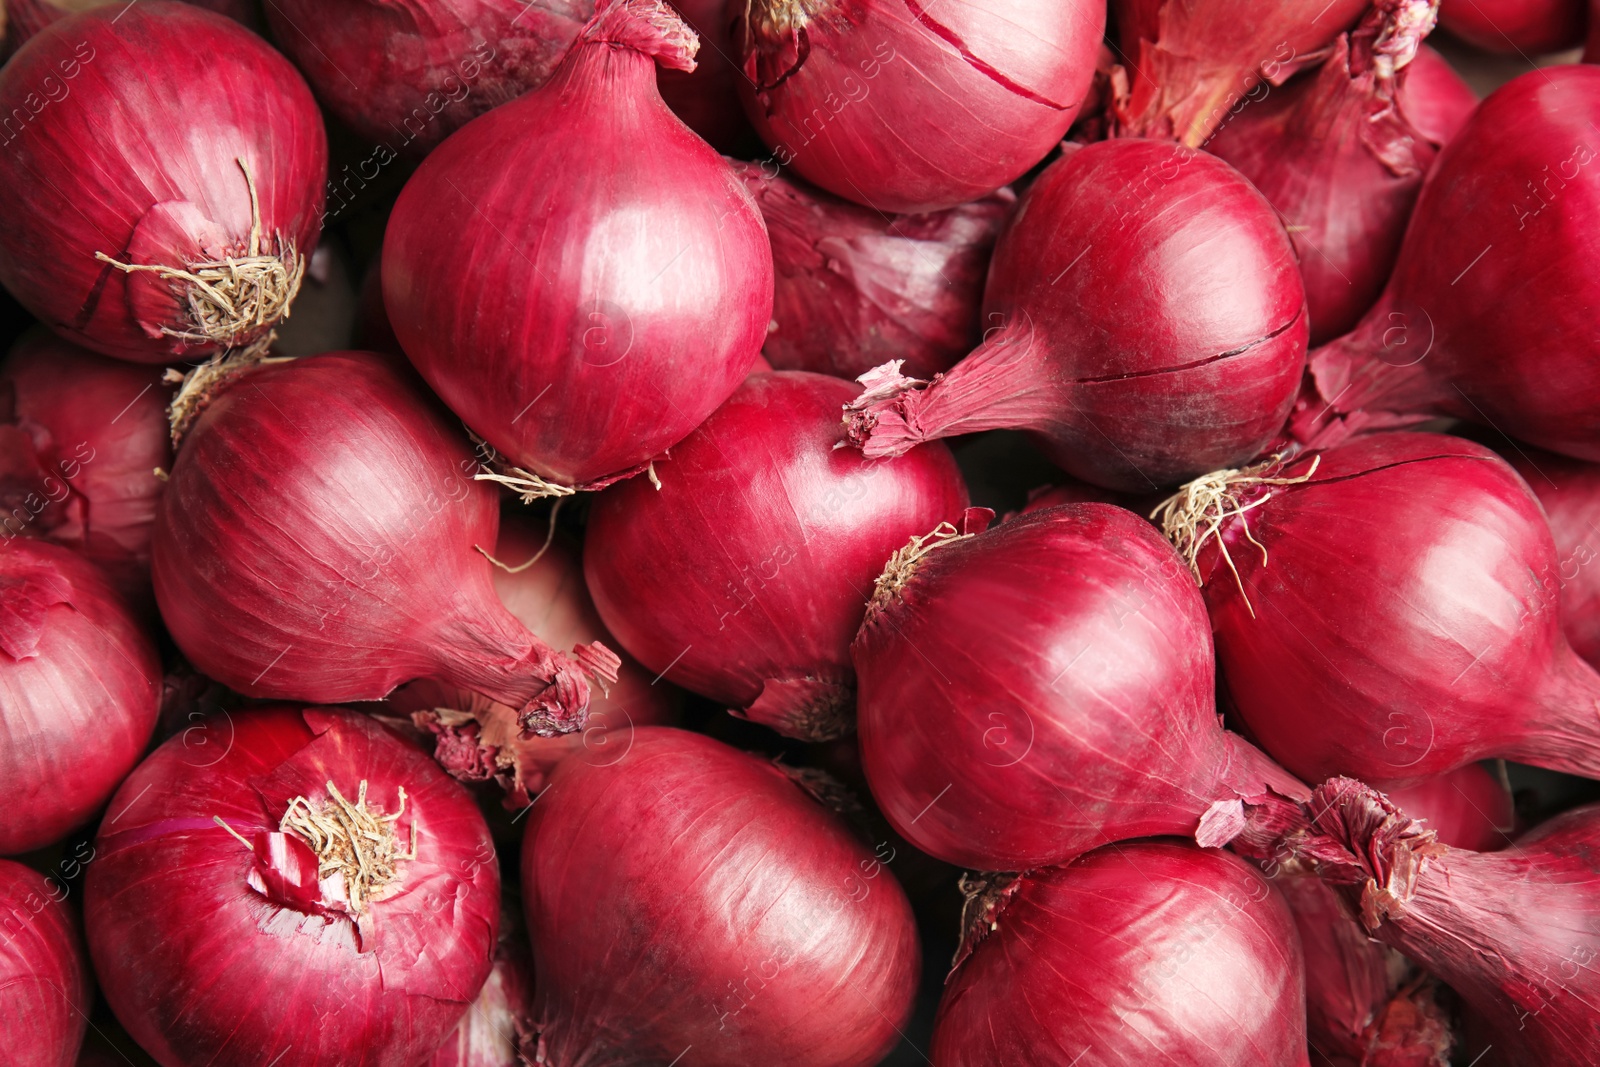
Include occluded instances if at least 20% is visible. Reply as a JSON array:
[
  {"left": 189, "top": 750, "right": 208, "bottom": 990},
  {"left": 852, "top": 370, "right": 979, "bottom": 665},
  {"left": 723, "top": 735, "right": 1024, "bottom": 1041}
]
[
  {"left": 0, "top": 859, "right": 92, "bottom": 1067},
  {"left": 1438, "top": 0, "right": 1586, "bottom": 53},
  {"left": 931, "top": 843, "right": 1311, "bottom": 1067},
  {"left": 1200, "top": 432, "right": 1600, "bottom": 785},
  {"left": 86, "top": 707, "right": 499, "bottom": 1066},
  {"left": 853, "top": 504, "right": 1306, "bottom": 872},
  {"left": 385, "top": 0, "right": 773, "bottom": 488},
  {"left": 0, "top": 3, "right": 326, "bottom": 363},
  {"left": 733, "top": 0, "right": 1105, "bottom": 214},
  {"left": 1378, "top": 761, "right": 1514, "bottom": 852},
  {"left": 585, "top": 372, "right": 970, "bottom": 740},
  {"left": 0, "top": 540, "right": 160, "bottom": 855},
  {"left": 1500, "top": 446, "right": 1600, "bottom": 668},
  {"left": 521, "top": 727, "right": 919, "bottom": 1067}
]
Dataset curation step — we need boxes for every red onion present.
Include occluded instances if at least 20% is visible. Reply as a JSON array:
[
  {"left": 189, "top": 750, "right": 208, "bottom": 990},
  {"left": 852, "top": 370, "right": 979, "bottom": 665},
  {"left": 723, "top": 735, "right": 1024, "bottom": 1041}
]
[
  {"left": 4, "top": 0, "right": 256, "bottom": 49},
  {"left": 586, "top": 371, "right": 970, "bottom": 740},
  {"left": 853, "top": 503, "right": 1308, "bottom": 872},
  {"left": 657, "top": 0, "right": 760, "bottom": 154},
  {"left": 152, "top": 351, "right": 617, "bottom": 735},
  {"left": 430, "top": 916, "right": 537, "bottom": 1067},
  {"left": 1438, "top": 0, "right": 1586, "bottom": 53},
  {"left": 931, "top": 842, "right": 1310, "bottom": 1066},
  {"left": 1294, "top": 776, "right": 1600, "bottom": 1067},
  {"left": 384, "top": 0, "right": 772, "bottom": 496},
  {"left": 522, "top": 727, "right": 918, "bottom": 1065},
  {"left": 0, "top": 3, "right": 326, "bottom": 363},
  {"left": 263, "top": 0, "right": 593, "bottom": 156},
  {"left": 0, "top": 859, "right": 91, "bottom": 1066},
  {"left": 1109, "top": 0, "right": 1369, "bottom": 145},
  {"left": 1158, "top": 431, "right": 1600, "bottom": 786},
  {"left": 1293, "top": 65, "right": 1600, "bottom": 459},
  {"left": 844, "top": 138, "right": 1307, "bottom": 493},
  {"left": 1402, "top": 42, "right": 1479, "bottom": 144},
  {"left": 731, "top": 0, "right": 1104, "bottom": 214},
  {"left": 737, "top": 164, "right": 1015, "bottom": 381},
  {"left": 86, "top": 705, "right": 500, "bottom": 1066},
  {"left": 0, "top": 540, "right": 160, "bottom": 855}
]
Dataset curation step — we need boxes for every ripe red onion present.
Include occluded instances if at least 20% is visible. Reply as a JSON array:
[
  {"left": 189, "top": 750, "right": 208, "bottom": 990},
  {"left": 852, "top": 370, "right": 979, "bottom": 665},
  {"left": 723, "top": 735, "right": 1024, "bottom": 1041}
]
[
  {"left": 430, "top": 918, "right": 537, "bottom": 1067},
  {"left": 853, "top": 503, "right": 1308, "bottom": 872},
  {"left": 0, "top": 3, "right": 326, "bottom": 363},
  {"left": 586, "top": 371, "right": 970, "bottom": 740},
  {"left": 931, "top": 842, "right": 1310, "bottom": 1066},
  {"left": 1294, "top": 776, "right": 1600, "bottom": 1067},
  {"left": 844, "top": 138, "right": 1307, "bottom": 493},
  {"left": 0, "top": 540, "right": 160, "bottom": 855},
  {"left": 1109, "top": 0, "right": 1369, "bottom": 145},
  {"left": 1159, "top": 431, "right": 1600, "bottom": 785},
  {"left": 737, "top": 164, "right": 1015, "bottom": 381},
  {"left": 385, "top": 0, "right": 773, "bottom": 496},
  {"left": 86, "top": 705, "right": 500, "bottom": 1066},
  {"left": 263, "top": 0, "right": 593, "bottom": 156},
  {"left": 731, "top": 0, "right": 1104, "bottom": 214},
  {"left": 152, "top": 351, "right": 616, "bottom": 735},
  {"left": 521, "top": 727, "right": 919, "bottom": 1066},
  {"left": 1294, "top": 65, "right": 1600, "bottom": 459},
  {"left": 1438, "top": 0, "right": 1586, "bottom": 53},
  {"left": 657, "top": 0, "right": 759, "bottom": 154},
  {"left": 1401, "top": 43, "right": 1479, "bottom": 144},
  {"left": 0, "top": 859, "right": 91, "bottom": 1066}
]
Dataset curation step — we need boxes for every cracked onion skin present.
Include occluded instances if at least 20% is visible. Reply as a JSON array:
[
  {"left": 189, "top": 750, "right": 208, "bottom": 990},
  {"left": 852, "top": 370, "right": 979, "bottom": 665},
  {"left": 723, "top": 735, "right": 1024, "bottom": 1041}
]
[{"left": 0, "top": 860, "right": 91, "bottom": 1067}]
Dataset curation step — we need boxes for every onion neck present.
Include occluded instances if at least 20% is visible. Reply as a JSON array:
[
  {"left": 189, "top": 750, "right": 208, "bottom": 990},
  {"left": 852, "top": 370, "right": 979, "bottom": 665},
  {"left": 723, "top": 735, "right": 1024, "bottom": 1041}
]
[
  {"left": 1194, "top": 733, "right": 1313, "bottom": 860},
  {"left": 577, "top": 0, "right": 699, "bottom": 73},
  {"left": 1504, "top": 644, "right": 1600, "bottom": 779},
  {"left": 736, "top": 674, "right": 854, "bottom": 741}
]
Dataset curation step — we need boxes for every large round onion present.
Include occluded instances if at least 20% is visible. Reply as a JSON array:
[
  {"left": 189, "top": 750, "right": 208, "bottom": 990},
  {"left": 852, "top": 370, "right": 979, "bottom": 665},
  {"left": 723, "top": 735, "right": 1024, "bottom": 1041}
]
[
  {"left": 86, "top": 706, "right": 501, "bottom": 1067},
  {"left": 1402, "top": 42, "right": 1479, "bottom": 144},
  {"left": 522, "top": 727, "right": 919, "bottom": 1066},
  {"left": 585, "top": 371, "right": 970, "bottom": 740},
  {"left": 1438, "top": 0, "right": 1587, "bottom": 53},
  {"left": 0, "top": 859, "right": 91, "bottom": 1066},
  {"left": 0, "top": 3, "right": 326, "bottom": 362}
]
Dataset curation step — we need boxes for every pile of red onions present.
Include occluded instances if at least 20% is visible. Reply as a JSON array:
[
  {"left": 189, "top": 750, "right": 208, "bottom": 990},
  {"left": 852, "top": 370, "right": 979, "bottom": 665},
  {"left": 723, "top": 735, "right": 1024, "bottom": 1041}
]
[
  {"left": 1438, "top": 0, "right": 1587, "bottom": 53},
  {"left": 1498, "top": 445, "right": 1600, "bottom": 666},
  {"left": 0, "top": 859, "right": 91, "bottom": 1067},
  {"left": 731, "top": 0, "right": 1104, "bottom": 213},
  {"left": 585, "top": 371, "right": 970, "bottom": 740},
  {"left": 87, "top": 706, "right": 501, "bottom": 1066},
  {"left": 152, "top": 351, "right": 616, "bottom": 735},
  {"left": 385, "top": 0, "right": 772, "bottom": 495},
  {"left": 844, "top": 138, "right": 1307, "bottom": 492},
  {"left": 521, "top": 727, "right": 919, "bottom": 1065},
  {"left": 0, "top": 3, "right": 326, "bottom": 362}
]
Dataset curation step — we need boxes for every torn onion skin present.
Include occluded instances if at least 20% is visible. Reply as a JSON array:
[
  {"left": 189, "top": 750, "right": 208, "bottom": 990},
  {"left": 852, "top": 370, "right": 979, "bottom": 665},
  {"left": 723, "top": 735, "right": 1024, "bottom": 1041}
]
[
  {"left": 1438, "top": 0, "right": 1587, "bottom": 54},
  {"left": 931, "top": 842, "right": 1312, "bottom": 1067},
  {"left": 852, "top": 503, "right": 1308, "bottom": 872},
  {"left": 844, "top": 138, "right": 1306, "bottom": 494},
  {"left": 585, "top": 371, "right": 969, "bottom": 741},
  {"left": 86, "top": 706, "right": 500, "bottom": 1067},
  {"left": 731, "top": 0, "right": 1104, "bottom": 213},
  {"left": 0, "top": 3, "right": 326, "bottom": 363},
  {"left": 1496, "top": 445, "right": 1600, "bottom": 669},
  {"left": 0, "top": 859, "right": 92, "bottom": 1067},
  {"left": 521, "top": 727, "right": 919, "bottom": 1066}
]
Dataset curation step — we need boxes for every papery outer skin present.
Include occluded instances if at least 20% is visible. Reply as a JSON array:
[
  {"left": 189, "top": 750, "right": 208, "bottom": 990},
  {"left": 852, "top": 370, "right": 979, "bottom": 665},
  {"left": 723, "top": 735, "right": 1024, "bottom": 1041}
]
[
  {"left": 852, "top": 503, "right": 1307, "bottom": 872},
  {"left": 263, "top": 0, "right": 593, "bottom": 156},
  {"left": 0, "top": 540, "right": 160, "bottom": 855},
  {"left": 0, "top": 859, "right": 91, "bottom": 1066},
  {"left": 1297, "top": 66, "right": 1600, "bottom": 460},
  {"left": 735, "top": 164, "right": 1015, "bottom": 381},
  {"left": 732, "top": 0, "right": 1105, "bottom": 214},
  {"left": 521, "top": 727, "right": 919, "bottom": 1067},
  {"left": 0, "top": 3, "right": 326, "bottom": 363},
  {"left": 384, "top": 0, "right": 773, "bottom": 488},
  {"left": 1198, "top": 431, "right": 1600, "bottom": 786},
  {"left": 4, "top": 0, "right": 256, "bottom": 47},
  {"left": 85, "top": 706, "right": 500, "bottom": 1067},
  {"left": 847, "top": 138, "right": 1306, "bottom": 494},
  {"left": 585, "top": 371, "right": 967, "bottom": 740},
  {"left": 1400, "top": 44, "right": 1477, "bottom": 145},
  {"left": 430, "top": 927, "right": 537, "bottom": 1066},
  {"left": 1, "top": 330, "right": 171, "bottom": 600},
  {"left": 931, "top": 843, "right": 1312, "bottom": 1067},
  {"left": 1438, "top": 0, "right": 1586, "bottom": 53},
  {"left": 1110, "top": 0, "right": 1369, "bottom": 146},
  {"left": 1497, "top": 445, "right": 1600, "bottom": 668},
  {"left": 657, "top": 0, "right": 760, "bottom": 153},
  {"left": 151, "top": 352, "right": 598, "bottom": 728}
]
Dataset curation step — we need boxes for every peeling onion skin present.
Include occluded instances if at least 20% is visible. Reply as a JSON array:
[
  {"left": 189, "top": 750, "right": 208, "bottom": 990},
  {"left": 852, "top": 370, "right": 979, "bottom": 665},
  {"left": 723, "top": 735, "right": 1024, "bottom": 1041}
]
[
  {"left": 732, "top": 0, "right": 1105, "bottom": 214},
  {"left": 1195, "top": 432, "right": 1600, "bottom": 786},
  {"left": 0, "top": 860, "right": 91, "bottom": 1067},
  {"left": 1438, "top": 0, "right": 1587, "bottom": 53},
  {"left": 86, "top": 706, "right": 500, "bottom": 1067},
  {"left": 931, "top": 843, "right": 1312, "bottom": 1067},
  {"left": 0, "top": 3, "right": 327, "bottom": 364},
  {"left": 853, "top": 503, "right": 1308, "bottom": 872},
  {"left": 585, "top": 371, "right": 969, "bottom": 741},
  {"left": 521, "top": 727, "right": 919, "bottom": 1067},
  {"left": 1496, "top": 446, "right": 1600, "bottom": 668},
  {"left": 384, "top": 0, "right": 773, "bottom": 489},
  {"left": 0, "top": 540, "right": 161, "bottom": 855}
]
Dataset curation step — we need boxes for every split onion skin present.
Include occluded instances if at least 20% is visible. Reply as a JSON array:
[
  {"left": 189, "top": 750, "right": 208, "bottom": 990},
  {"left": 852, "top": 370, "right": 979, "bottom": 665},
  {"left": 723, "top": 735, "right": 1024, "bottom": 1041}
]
[
  {"left": 521, "top": 727, "right": 919, "bottom": 1067},
  {"left": 585, "top": 371, "right": 970, "bottom": 740},
  {"left": 1438, "top": 0, "right": 1587, "bottom": 54},
  {"left": 0, "top": 2, "right": 326, "bottom": 363},
  {"left": 1497, "top": 445, "right": 1600, "bottom": 668},
  {"left": 0, "top": 539, "right": 161, "bottom": 855},
  {"left": 0, "top": 859, "right": 92, "bottom": 1067},
  {"left": 931, "top": 842, "right": 1312, "bottom": 1067}
]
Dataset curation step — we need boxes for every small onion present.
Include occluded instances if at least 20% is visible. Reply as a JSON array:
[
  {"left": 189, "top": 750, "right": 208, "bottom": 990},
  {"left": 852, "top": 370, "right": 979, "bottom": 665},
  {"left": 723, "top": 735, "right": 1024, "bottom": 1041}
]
[
  {"left": 1438, "top": 0, "right": 1587, "bottom": 53},
  {"left": 0, "top": 858, "right": 92, "bottom": 1067}
]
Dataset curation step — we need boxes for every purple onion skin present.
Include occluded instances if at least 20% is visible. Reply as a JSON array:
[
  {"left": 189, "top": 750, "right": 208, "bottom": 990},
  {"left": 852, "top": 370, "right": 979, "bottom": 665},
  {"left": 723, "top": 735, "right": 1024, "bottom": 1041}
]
[{"left": 0, "top": 859, "right": 91, "bottom": 1067}]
